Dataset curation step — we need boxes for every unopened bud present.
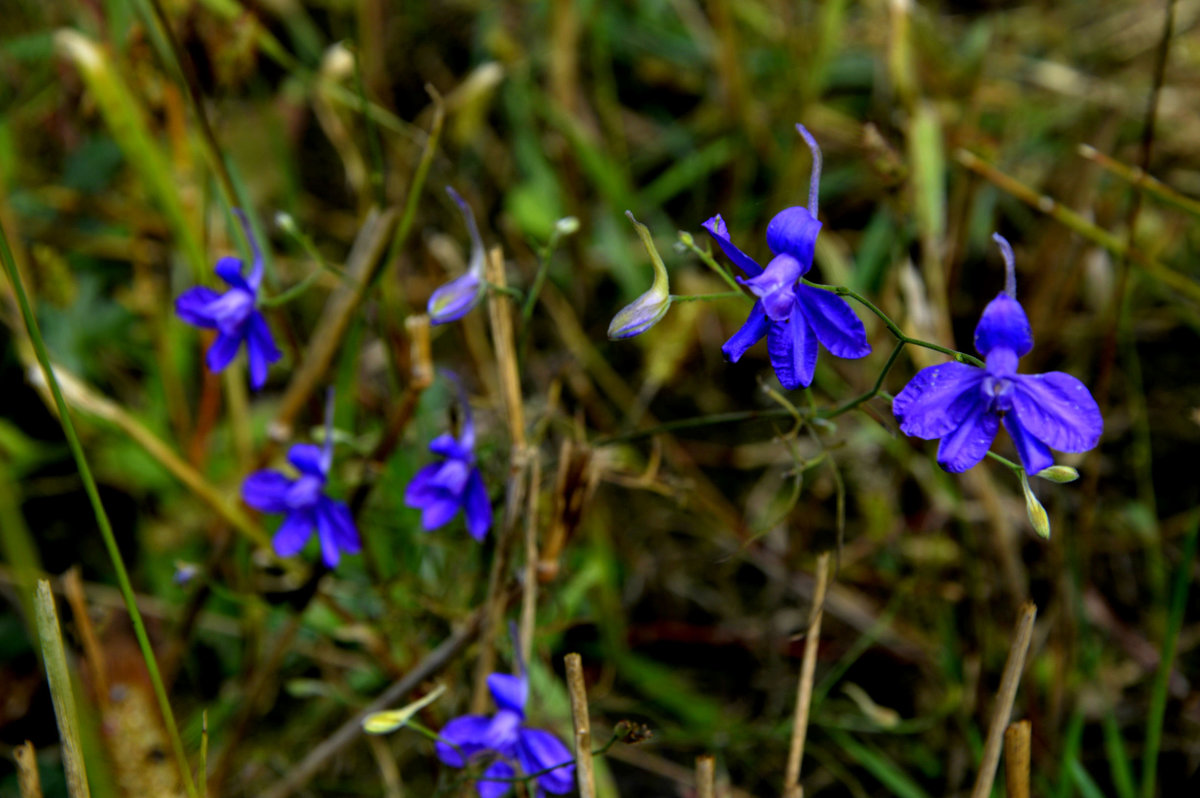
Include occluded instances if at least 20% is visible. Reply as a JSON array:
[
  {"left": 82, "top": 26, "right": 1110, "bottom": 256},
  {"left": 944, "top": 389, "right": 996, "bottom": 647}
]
[
  {"left": 1020, "top": 473, "right": 1051, "bottom": 539},
  {"left": 362, "top": 684, "right": 446, "bottom": 735},
  {"left": 609, "top": 211, "right": 671, "bottom": 339},
  {"left": 555, "top": 216, "right": 580, "bottom": 236},
  {"left": 1036, "top": 465, "right": 1079, "bottom": 484}
]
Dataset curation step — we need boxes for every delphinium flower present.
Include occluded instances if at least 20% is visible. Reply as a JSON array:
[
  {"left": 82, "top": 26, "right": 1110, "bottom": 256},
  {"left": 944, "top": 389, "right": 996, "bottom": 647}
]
[
  {"left": 428, "top": 187, "right": 487, "bottom": 324},
  {"left": 241, "top": 391, "right": 360, "bottom": 567},
  {"left": 404, "top": 373, "right": 492, "bottom": 539},
  {"left": 436, "top": 665, "right": 574, "bottom": 798},
  {"left": 175, "top": 209, "right": 281, "bottom": 389},
  {"left": 703, "top": 124, "right": 870, "bottom": 389},
  {"left": 892, "top": 233, "right": 1103, "bottom": 474}
]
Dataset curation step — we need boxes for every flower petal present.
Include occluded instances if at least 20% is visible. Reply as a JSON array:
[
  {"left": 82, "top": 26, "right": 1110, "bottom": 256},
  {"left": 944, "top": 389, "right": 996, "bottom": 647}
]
[
  {"left": 429, "top": 433, "right": 470, "bottom": 461},
  {"left": 768, "top": 308, "right": 818, "bottom": 390},
  {"left": 740, "top": 254, "right": 803, "bottom": 322},
  {"left": 405, "top": 462, "right": 449, "bottom": 508},
  {"left": 974, "top": 292, "right": 1033, "bottom": 358},
  {"left": 464, "top": 470, "right": 492, "bottom": 541},
  {"left": 701, "top": 214, "right": 762, "bottom": 278},
  {"left": 477, "top": 760, "right": 516, "bottom": 798},
  {"left": 721, "top": 302, "right": 770, "bottom": 363},
  {"left": 272, "top": 511, "right": 314, "bottom": 558},
  {"left": 316, "top": 497, "right": 360, "bottom": 567},
  {"left": 516, "top": 728, "right": 575, "bottom": 794},
  {"left": 765, "top": 206, "right": 821, "bottom": 266},
  {"left": 287, "top": 444, "right": 326, "bottom": 478},
  {"left": 793, "top": 284, "right": 871, "bottom": 359},
  {"left": 935, "top": 397, "right": 1000, "bottom": 473},
  {"left": 1003, "top": 414, "right": 1054, "bottom": 475},
  {"left": 175, "top": 287, "right": 222, "bottom": 328},
  {"left": 1011, "top": 371, "right": 1103, "bottom": 453},
  {"left": 436, "top": 715, "right": 492, "bottom": 766},
  {"left": 214, "top": 256, "right": 250, "bottom": 291},
  {"left": 893, "top": 362, "right": 986, "bottom": 439},
  {"left": 245, "top": 312, "right": 280, "bottom": 390},
  {"left": 242, "top": 470, "right": 294, "bottom": 513},
  {"left": 487, "top": 673, "right": 527, "bottom": 716},
  {"left": 421, "top": 496, "right": 462, "bottom": 531},
  {"left": 428, "top": 272, "right": 484, "bottom": 325},
  {"left": 206, "top": 331, "right": 243, "bottom": 373}
]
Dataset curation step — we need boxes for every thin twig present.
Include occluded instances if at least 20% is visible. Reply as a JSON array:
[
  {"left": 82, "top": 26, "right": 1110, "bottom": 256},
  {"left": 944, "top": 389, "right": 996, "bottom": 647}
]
[
  {"left": 1004, "top": 720, "right": 1031, "bottom": 798},
  {"left": 696, "top": 754, "right": 716, "bottom": 798},
  {"left": 34, "top": 580, "right": 91, "bottom": 798},
  {"left": 784, "top": 550, "right": 832, "bottom": 796},
  {"left": 62, "top": 567, "right": 109, "bottom": 713},
  {"left": 564, "top": 653, "right": 597, "bottom": 798},
  {"left": 14, "top": 741, "right": 43, "bottom": 798},
  {"left": 519, "top": 453, "right": 542, "bottom": 666},
  {"left": 969, "top": 601, "right": 1038, "bottom": 798}
]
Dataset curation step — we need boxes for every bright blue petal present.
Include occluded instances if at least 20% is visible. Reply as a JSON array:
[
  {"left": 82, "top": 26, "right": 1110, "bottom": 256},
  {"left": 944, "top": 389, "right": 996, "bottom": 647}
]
[
  {"left": 487, "top": 673, "right": 527, "bottom": 716},
  {"left": 436, "top": 715, "right": 492, "bottom": 766},
  {"left": 935, "top": 397, "right": 1000, "bottom": 473},
  {"left": 701, "top": 214, "right": 762, "bottom": 278},
  {"left": 974, "top": 292, "right": 1033, "bottom": 357},
  {"left": 428, "top": 458, "right": 471, "bottom": 496},
  {"left": 175, "top": 286, "right": 222, "bottom": 328},
  {"left": 272, "top": 511, "right": 314, "bottom": 558},
  {"left": 721, "top": 302, "right": 770, "bottom": 363},
  {"left": 517, "top": 728, "right": 574, "bottom": 795},
  {"left": 206, "top": 331, "right": 243, "bottom": 373},
  {"left": 214, "top": 256, "right": 250, "bottom": 291},
  {"left": 231, "top": 209, "right": 265, "bottom": 290},
  {"left": 464, "top": 470, "right": 492, "bottom": 541},
  {"left": 405, "top": 462, "right": 448, "bottom": 509},
  {"left": 1011, "top": 371, "right": 1103, "bottom": 453},
  {"left": 482, "top": 710, "right": 523, "bottom": 753},
  {"left": 893, "top": 362, "right": 986, "bottom": 439},
  {"left": 477, "top": 760, "right": 516, "bottom": 798},
  {"left": 429, "top": 433, "right": 470, "bottom": 461},
  {"left": 428, "top": 272, "right": 484, "bottom": 324},
  {"left": 287, "top": 444, "right": 326, "bottom": 478},
  {"left": 245, "top": 313, "right": 280, "bottom": 390},
  {"left": 242, "top": 470, "right": 294, "bottom": 513},
  {"left": 315, "top": 498, "right": 359, "bottom": 567},
  {"left": 421, "top": 496, "right": 462, "bottom": 531},
  {"left": 765, "top": 206, "right": 821, "bottom": 266},
  {"left": 793, "top": 284, "right": 871, "bottom": 359},
  {"left": 768, "top": 308, "right": 818, "bottom": 390},
  {"left": 1003, "top": 414, "right": 1054, "bottom": 475},
  {"left": 740, "top": 254, "right": 803, "bottom": 322}
]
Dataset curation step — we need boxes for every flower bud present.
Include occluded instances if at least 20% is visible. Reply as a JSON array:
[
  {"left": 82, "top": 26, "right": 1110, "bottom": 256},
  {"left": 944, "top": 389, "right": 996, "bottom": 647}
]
[
  {"left": 555, "top": 216, "right": 580, "bottom": 236},
  {"left": 429, "top": 187, "right": 487, "bottom": 324},
  {"left": 1020, "top": 473, "right": 1051, "bottom": 539},
  {"left": 1035, "top": 465, "right": 1079, "bottom": 484},
  {"left": 609, "top": 211, "right": 671, "bottom": 339},
  {"left": 362, "top": 684, "right": 446, "bottom": 735}
]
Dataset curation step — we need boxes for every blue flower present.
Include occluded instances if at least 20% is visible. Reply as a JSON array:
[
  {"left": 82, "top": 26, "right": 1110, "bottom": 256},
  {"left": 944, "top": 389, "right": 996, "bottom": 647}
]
[
  {"left": 175, "top": 209, "right": 281, "bottom": 389},
  {"left": 892, "top": 234, "right": 1103, "bottom": 474},
  {"left": 405, "top": 374, "right": 492, "bottom": 539},
  {"left": 436, "top": 668, "right": 574, "bottom": 798},
  {"left": 428, "top": 187, "right": 487, "bottom": 324},
  {"left": 242, "top": 391, "right": 360, "bottom": 567},
  {"left": 702, "top": 125, "right": 870, "bottom": 389}
]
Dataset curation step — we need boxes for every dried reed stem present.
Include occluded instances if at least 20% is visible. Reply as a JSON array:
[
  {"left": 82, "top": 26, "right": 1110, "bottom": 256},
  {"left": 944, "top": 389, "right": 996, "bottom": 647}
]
[
  {"left": 14, "top": 741, "right": 43, "bottom": 798},
  {"left": 564, "top": 653, "right": 597, "bottom": 798},
  {"left": 34, "top": 580, "right": 91, "bottom": 798},
  {"left": 62, "top": 567, "right": 109, "bottom": 712},
  {"left": 519, "top": 453, "right": 542, "bottom": 665},
  {"left": 783, "top": 550, "right": 831, "bottom": 796},
  {"left": 1004, "top": 720, "right": 1031, "bottom": 798},
  {"left": 696, "top": 754, "right": 716, "bottom": 798},
  {"left": 969, "top": 601, "right": 1037, "bottom": 798}
]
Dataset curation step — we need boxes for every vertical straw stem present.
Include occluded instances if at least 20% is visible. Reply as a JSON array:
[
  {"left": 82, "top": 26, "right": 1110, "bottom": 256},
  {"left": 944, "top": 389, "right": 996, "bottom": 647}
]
[
  {"left": 969, "top": 601, "right": 1038, "bottom": 798},
  {"left": 519, "top": 454, "right": 542, "bottom": 666},
  {"left": 2, "top": 225, "right": 197, "bottom": 798},
  {"left": 1004, "top": 720, "right": 1031, "bottom": 798},
  {"left": 696, "top": 754, "right": 716, "bottom": 798},
  {"left": 783, "top": 550, "right": 832, "bottom": 796},
  {"left": 14, "top": 741, "right": 43, "bottom": 798},
  {"left": 564, "top": 653, "right": 597, "bottom": 798},
  {"left": 34, "top": 580, "right": 91, "bottom": 798}
]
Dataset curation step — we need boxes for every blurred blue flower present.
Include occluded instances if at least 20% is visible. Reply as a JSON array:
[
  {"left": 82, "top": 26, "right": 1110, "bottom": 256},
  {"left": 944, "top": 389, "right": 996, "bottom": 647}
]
[
  {"left": 893, "top": 234, "right": 1103, "bottom": 474},
  {"left": 175, "top": 209, "right": 281, "bottom": 389},
  {"left": 428, "top": 187, "right": 487, "bottom": 324},
  {"left": 703, "top": 125, "right": 870, "bottom": 389},
  {"left": 436, "top": 667, "right": 574, "bottom": 798},
  {"left": 405, "top": 373, "right": 492, "bottom": 539},
  {"left": 242, "top": 391, "right": 360, "bottom": 567}
]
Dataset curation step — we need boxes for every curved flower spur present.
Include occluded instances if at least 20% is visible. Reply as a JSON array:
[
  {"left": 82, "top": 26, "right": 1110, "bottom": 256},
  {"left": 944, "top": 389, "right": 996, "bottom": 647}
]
[
  {"left": 892, "top": 234, "right": 1103, "bottom": 475},
  {"left": 703, "top": 124, "right": 871, "bottom": 389}
]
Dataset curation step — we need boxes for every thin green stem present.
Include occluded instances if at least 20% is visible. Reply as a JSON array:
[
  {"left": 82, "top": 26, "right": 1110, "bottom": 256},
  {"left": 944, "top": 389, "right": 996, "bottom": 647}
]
[
  {"left": 383, "top": 85, "right": 445, "bottom": 278},
  {"left": 521, "top": 225, "right": 574, "bottom": 323},
  {"left": 0, "top": 227, "right": 198, "bottom": 798},
  {"left": 670, "top": 291, "right": 746, "bottom": 303},
  {"left": 679, "top": 231, "right": 747, "bottom": 295},
  {"left": 821, "top": 340, "right": 905, "bottom": 417},
  {"left": 350, "top": 42, "right": 387, "bottom": 207}
]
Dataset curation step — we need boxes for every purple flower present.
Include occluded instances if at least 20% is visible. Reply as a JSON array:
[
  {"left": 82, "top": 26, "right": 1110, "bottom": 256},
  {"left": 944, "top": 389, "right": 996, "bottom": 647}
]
[
  {"left": 428, "top": 187, "right": 487, "bottom": 324},
  {"left": 175, "top": 209, "right": 281, "bottom": 389},
  {"left": 241, "top": 391, "right": 360, "bottom": 567},
  {"left": 405, "top": 374, "right": 492, "bottom": 539},
  {"left": 703, "top": 125, "right": 870, "bottom": 389},
  {"left": 892, "top": 234, "right": 1103, "bottom": 474},
  {"left": 436, "top": 668, "right": 574, "bottom": 798}
]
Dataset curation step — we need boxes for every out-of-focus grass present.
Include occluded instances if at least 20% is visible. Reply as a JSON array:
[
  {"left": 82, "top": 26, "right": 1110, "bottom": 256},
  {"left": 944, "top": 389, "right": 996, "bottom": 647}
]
[{"left": 1, "top": 1, "right": 1199, "bottom": 797}]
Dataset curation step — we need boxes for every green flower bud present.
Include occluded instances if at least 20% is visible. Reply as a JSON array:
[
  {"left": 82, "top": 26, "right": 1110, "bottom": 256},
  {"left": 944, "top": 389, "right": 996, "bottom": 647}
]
[
  {"left": 1020, "top": 473, "right": 1051, "bottom": 539},
  {"left": 609, "top": 211, "right": 671, "bottom": 339},
  {"left": 1036, "top": 465, "right": 1079, "bottom": 483}
]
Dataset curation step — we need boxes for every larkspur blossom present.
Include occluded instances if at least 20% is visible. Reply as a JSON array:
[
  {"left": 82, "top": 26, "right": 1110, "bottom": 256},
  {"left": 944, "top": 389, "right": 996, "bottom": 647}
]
[
  {"left": 436, "top": 665, "right": 574, "bottom": 798},
  {"left": 892, "top": 233, "right": 1103, "bottom": 474},
  {"left": 703, "top": 125, "right": 870, "bottom": 389},
  {"left": 405, "top": 373, "right": 492, "bottom": 539},
  {"left": 242, "top": 391, "right": 360, "bottom": 567},
  {"left": 428, "top": 187, "right": 487, "bottom": 324},
  {"left": 175, "top": 209, "right": 281, "bottom": 389}
]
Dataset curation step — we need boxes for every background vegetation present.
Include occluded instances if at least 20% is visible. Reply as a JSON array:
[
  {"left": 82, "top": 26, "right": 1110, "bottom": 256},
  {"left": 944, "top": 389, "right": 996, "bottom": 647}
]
[{"left": 1, "top": 0, "right": 1198, "bottom": 796}]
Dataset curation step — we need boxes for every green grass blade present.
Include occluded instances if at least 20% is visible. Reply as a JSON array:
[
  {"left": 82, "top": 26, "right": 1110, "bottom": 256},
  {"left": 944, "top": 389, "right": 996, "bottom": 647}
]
[
  {"left": 827, "top": 729, "right": 934, "bottom": 798},
  {"left": 34, "top": 580, "right": 91, "bottom": 798}
]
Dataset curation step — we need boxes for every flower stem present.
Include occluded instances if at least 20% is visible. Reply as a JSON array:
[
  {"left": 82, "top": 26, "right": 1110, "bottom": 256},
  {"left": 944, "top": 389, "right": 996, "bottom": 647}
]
[
  {"left": 679, "top": 231, "right": 750, "bottom": 296},
  {"left": 670, "top": 291, "right": 746, "bottom": 303}
]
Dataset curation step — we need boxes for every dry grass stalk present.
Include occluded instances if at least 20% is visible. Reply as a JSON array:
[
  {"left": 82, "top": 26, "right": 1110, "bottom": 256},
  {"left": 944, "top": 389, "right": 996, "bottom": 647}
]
[
  {"left": 564, "top": 652, "right": 597, "bottom": 798},
  {"left": 14, "top": 741, "right": 42, "bottom": 798},
  {"left": 1004, "top": 720, "right": 1032, "bottom": 798},
  {"left": 783, "top": 550, "right": 832, "bottom": 796},
  {"left": 34, "top": 579, "right": 91, "bottom": 798},
  {"left": 62, "top": 567, "right": 109, "bottom": 712},
  {"left": 696, "top": 754, "right": 716, "bottom": 798},
  {"left": 969, "top": 601, "right": 1038, "bottom": 798}
]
